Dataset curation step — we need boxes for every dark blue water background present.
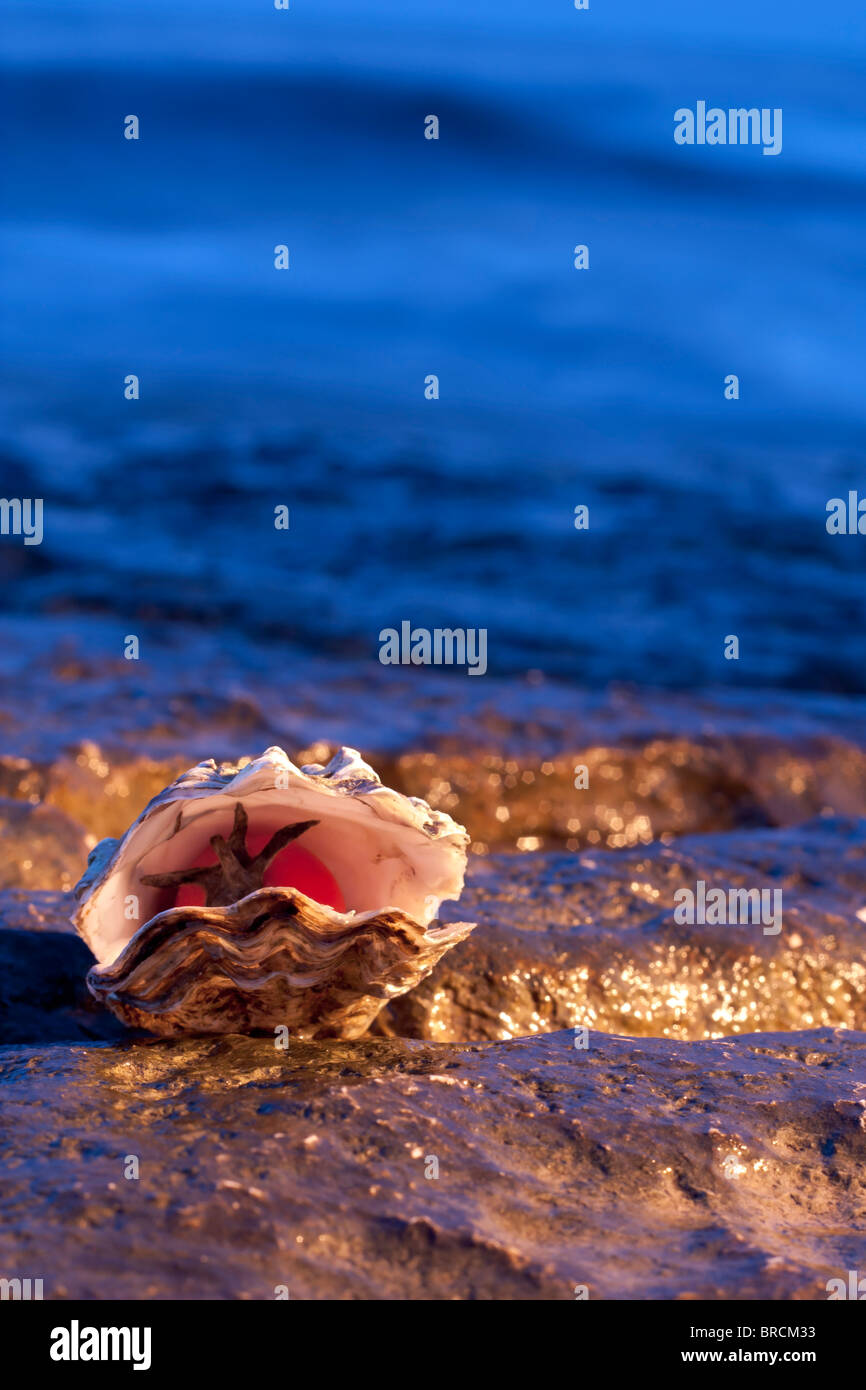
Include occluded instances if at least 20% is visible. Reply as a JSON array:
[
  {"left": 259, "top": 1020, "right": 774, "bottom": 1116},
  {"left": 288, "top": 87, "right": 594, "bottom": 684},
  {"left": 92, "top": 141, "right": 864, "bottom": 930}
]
[{"left": 2, "top": 0, "right": 865, "bottom": 692}]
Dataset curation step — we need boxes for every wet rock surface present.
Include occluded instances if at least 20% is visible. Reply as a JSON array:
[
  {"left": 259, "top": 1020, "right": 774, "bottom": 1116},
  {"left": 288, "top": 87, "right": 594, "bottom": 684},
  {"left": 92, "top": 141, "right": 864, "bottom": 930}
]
[
  {"left": 2, "top": 652, "right": 866, "bottom": 852},
  {"left": 380, "top": 819, "right": 866, "bottom": 1042},
  {"left": 0, "top": 798, "right": 91, "bottom": 892},
  {"left": 0, "top": 891, "right": 128, "bottom": 1045},
  {"left": 2, "top": 676, "right": 866, "bottom": 1298},
  {"left": 0, "top": 1027, "right": 863, "bottom": 1300}
]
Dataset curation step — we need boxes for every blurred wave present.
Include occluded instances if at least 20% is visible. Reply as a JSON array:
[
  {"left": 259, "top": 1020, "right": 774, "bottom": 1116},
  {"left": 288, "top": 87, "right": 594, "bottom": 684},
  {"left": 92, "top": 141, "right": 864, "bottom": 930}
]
[{"left": 1, "top": 0, "right": 865, "bottom": 688}]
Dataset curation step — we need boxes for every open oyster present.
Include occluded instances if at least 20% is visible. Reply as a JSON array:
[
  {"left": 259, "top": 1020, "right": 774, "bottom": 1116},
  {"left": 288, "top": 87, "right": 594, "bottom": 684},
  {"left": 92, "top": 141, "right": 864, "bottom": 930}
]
[{"left": 72, "top": 746, "right": 474, "bottom": 1038}]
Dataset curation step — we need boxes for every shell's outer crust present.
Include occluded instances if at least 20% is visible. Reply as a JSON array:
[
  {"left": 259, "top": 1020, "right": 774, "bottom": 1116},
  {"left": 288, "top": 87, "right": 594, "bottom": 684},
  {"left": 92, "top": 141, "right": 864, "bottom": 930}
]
[
  {"left": 72, "top": 746, "right": 474, "bottom": 1039},
  {"left": 72, "top": 745, "right": 470, "bottom": 967},
  {"left": 86, "top": 885, "right": 475, "bottom": 1039}
]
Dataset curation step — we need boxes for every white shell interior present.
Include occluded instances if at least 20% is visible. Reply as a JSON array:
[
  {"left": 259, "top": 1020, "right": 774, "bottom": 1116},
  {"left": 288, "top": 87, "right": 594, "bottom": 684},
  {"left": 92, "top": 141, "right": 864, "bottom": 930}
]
[{"left": 77, "top": 748, "right": 469, "bottom": 967}]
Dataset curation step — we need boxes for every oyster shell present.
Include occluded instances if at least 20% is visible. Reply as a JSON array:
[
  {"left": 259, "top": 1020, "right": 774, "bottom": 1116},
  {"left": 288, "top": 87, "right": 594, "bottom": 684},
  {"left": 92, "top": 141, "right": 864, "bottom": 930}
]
[{"left": 72, "top": 746, "right": 474, "bottom": 1038}]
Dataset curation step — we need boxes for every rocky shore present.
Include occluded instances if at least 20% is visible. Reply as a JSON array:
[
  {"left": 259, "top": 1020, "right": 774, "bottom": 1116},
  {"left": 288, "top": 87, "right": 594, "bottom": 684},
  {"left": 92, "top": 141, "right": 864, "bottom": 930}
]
[{"left": 1, "top": 677, "right": 865, "bottom": 1299}]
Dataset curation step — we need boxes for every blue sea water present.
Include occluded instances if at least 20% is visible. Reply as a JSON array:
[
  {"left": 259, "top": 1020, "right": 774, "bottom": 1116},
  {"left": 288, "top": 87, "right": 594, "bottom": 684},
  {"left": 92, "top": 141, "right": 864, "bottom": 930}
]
[{"left": 1, "top": 0, "right": 865, "bottom": 690}]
